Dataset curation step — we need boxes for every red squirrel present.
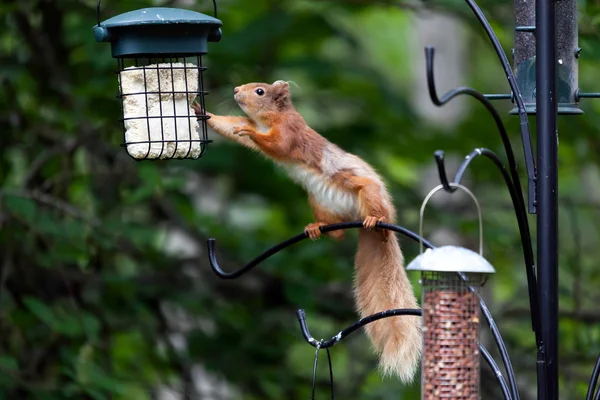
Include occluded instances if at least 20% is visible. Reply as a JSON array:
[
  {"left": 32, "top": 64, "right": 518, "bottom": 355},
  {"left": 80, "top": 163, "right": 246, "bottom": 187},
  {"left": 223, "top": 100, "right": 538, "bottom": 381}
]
[{"left": 192, "top": 80, "right": 421, "bottom": 383}]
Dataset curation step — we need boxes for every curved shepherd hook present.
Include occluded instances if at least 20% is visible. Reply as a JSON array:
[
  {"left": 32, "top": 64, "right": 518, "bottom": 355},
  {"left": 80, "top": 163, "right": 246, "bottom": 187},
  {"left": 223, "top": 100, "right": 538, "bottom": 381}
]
[
  {"left": 207, "top": 219, "right": 519, "bottom": 399},
  {"left": 426, "top": 47, "right": 540, "bottom": 349},
  {"left": 425, "top": 46, "right": 530, "bottom": 223},
  {"left": 207, "top": 221, "right": 435, "bottom": 279},
  {"left": 434, "top": 147, "right": 539, "bottom": 345},
  {"left": 461, "top": 0, "right": 536, "bottom": 215},
  {"left": 297, "top": 308, "right": 513, "bottom": 400},
  {"left": 425, "top": 46, "right": 524, "bottom": 201}
]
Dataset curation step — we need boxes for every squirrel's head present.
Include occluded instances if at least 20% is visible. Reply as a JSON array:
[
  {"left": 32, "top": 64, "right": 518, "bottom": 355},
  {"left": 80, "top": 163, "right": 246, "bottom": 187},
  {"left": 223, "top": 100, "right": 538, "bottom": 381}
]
[{"left": 233, "top": 80, "right": 292, "bottom": 119}]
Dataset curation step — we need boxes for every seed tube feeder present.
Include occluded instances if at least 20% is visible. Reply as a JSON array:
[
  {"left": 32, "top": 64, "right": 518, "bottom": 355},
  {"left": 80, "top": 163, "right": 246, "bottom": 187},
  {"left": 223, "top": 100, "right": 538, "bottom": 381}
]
[
  {"left": 407, "top": 184, "right": 496, "bottom": 400},
  {"left": 93, "top": 2, "right": 222, "bottom": 160}
]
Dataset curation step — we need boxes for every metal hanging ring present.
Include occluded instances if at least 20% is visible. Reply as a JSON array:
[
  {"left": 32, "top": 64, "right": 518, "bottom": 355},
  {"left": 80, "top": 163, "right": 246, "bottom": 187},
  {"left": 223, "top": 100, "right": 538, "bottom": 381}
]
[
  {"left": 96, "top": 0, "right": 219, "bottom": 27},
  {"left": 418, "top": 183, "right": 484, "bottom": 256}
]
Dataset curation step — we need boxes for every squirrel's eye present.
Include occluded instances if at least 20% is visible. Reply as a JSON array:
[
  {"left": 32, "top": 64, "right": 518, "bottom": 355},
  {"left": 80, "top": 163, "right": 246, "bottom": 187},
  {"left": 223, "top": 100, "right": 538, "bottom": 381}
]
[{"left": 255, "top": 88, "right": 265, "bottom": 96}]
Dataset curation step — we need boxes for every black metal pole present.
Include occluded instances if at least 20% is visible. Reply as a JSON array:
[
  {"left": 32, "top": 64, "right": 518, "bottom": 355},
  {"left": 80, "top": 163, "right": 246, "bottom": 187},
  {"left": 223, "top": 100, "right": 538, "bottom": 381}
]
[{"left": 536, "top": 0, "right": 559, "bottom": 398}]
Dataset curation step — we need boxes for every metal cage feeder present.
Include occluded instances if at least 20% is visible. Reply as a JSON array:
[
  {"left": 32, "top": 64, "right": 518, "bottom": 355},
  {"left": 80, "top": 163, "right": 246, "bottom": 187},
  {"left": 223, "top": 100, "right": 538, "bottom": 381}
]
[
  {"left": 408, "top": 184, "right": 496, "bottom": 400},
  {"left": 93, "top": 2, "right": 222, "bottom": 160}
]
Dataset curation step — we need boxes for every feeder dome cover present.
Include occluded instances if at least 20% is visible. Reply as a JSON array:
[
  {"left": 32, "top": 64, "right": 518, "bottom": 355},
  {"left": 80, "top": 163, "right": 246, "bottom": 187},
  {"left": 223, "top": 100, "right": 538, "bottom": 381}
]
[
  {"left": 406, "top": 245, "right": 496, "bottom": 274},
  {"left": 93, "top": 7, "right": 222, "bottom": 57}
]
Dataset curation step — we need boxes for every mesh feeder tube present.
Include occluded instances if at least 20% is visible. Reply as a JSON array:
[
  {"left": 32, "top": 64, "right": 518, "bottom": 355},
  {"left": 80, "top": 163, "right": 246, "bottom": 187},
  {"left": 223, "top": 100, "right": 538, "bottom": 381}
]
[
  {"left": 93, "top": 4, "right": 222, "bottom": 160},
  {"left": 407, "top": 184, "right": 496, "bottom": 400}
]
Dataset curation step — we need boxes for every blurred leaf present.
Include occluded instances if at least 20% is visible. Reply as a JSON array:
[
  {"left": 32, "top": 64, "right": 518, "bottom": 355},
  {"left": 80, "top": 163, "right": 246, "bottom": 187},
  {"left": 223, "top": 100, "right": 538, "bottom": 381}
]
[
  {"left": 3, "top": 195, "right": 36, "bottom": 222},
  {"left": 22, "top": 297, "right": 56, "bottom": 329},
  {"left": 0, "top": 356, "right": 18, "bottom": 372}
]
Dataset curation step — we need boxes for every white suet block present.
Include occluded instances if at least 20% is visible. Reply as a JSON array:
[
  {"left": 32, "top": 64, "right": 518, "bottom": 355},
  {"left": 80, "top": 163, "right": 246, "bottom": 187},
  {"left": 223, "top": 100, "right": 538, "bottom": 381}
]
[{"left": 119, "top": 63, "right": 203, "bottom": 159}]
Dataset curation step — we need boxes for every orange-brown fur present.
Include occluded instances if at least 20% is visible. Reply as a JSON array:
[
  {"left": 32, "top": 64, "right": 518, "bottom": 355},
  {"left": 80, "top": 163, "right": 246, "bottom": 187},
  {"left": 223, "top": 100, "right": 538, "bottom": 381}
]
[{"left": 193, "top": 80, "right": 422, "bottom": 383}]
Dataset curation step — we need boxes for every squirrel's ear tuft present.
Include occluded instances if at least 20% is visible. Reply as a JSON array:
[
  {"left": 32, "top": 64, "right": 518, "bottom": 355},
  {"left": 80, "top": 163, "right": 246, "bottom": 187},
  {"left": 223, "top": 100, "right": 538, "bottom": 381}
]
[
  {"left": 272, "top": 80, "right": 290, "bottom": 89},
  {"left": 272, "top": 81, "right": 292, "bottom": 110}
]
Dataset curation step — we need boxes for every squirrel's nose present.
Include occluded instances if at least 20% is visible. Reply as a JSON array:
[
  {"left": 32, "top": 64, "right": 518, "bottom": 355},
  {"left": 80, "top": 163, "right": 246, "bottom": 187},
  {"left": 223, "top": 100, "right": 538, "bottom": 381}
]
[{"left": 234, "top": 87, "right": 240, "bottom": 94}]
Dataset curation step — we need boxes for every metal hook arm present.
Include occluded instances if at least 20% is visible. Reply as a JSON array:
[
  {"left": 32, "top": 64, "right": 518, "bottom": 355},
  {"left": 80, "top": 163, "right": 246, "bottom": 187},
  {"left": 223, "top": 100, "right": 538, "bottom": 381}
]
[
  {"left": 480, "top": 344, "right": 514, "bottom": 400},
  {"left": 425, "top": 46, "right": 523, "bottom": 185},
  {"left": 434, "top": 150, "right": 455, "bottom": 193},
  {"left": 462, "top": 0, "right": 536, "bottom": 215},
  {"left": 586, "top": 353, "right": 600, "bottom": 400},
  {"left": 426, "top": 46, "right": 503, "bottom": 110},
  {"left": 434, "top": 147, "right": 540, "bottom": 348},
  {"left": 209, "top": 220, "right": 519, "bottom": 398},
  {"left": 207, "top": 221, "right": 436, "bottom": 279},
  {"left": 296, "top": 308, "right": 422, "bottom": 349},
  {"left": 439, "top": 149, "right": 526, "bottom": 400},
  {"left": 426, "top": 45, "right": 540, "bottom": 346},
  {"left": 297, "top": 307, "right": 511, "bottom": 400},
  {"left": 425, "top": 45, "right": 536, "bottom": 215}
]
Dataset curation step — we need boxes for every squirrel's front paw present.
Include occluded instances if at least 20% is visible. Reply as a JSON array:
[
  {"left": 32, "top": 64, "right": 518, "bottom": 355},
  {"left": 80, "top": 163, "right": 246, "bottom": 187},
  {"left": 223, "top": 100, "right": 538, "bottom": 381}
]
[
  {"left": 233, "top": 126, "right": 255, "bottom": 137},
  {"left": 191, "top": 101, "right": 213, "bottom": 118}
]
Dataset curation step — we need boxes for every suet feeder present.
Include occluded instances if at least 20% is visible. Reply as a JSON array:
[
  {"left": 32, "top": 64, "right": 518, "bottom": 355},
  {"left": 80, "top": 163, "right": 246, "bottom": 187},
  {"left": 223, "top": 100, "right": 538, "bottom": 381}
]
[
  {"left": 407, "top": 184, "right": 495, "bottom": 400},
  {"left": 93, "top": 1, "right": 222, "bottom": 160}
]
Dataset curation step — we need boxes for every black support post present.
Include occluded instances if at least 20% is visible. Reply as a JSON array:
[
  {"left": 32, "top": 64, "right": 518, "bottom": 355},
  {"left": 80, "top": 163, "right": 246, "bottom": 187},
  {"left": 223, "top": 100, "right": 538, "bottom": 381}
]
[{"left": 536, "top": 0, "right": 559, "bottom": 399}]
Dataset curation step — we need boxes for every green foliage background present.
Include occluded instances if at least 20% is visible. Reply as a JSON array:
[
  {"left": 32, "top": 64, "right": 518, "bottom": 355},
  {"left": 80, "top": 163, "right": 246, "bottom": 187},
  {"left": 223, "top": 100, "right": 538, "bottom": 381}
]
[{"left": 2, "top": 0, "right": 600, "bottom": 399}]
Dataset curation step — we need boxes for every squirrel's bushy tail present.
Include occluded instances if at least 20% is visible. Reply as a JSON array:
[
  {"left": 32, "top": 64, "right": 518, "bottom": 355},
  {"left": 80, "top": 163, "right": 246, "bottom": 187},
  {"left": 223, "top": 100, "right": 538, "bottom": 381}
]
[{"left": 354, "top": 230, "right": 422, "bottom": 383}]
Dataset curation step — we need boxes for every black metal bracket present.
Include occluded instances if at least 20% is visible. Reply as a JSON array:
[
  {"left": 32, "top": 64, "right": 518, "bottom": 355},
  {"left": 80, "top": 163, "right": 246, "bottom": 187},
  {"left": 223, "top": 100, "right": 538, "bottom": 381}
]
[
  {"left": 515, "top": 25, "right": 536, "bottom": 33},
  {"left": 484, "top": 93, "right": 513, "bottom": 101},
  {"left": 576, "top": 90, "right": 600, "bottom": 100}
]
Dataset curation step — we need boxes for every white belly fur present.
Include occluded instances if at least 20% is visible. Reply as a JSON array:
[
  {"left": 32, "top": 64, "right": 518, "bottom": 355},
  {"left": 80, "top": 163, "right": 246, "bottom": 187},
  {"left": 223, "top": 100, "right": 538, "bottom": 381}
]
[{"left": 279, "top": 163, "right": 359, "bottom": 219}]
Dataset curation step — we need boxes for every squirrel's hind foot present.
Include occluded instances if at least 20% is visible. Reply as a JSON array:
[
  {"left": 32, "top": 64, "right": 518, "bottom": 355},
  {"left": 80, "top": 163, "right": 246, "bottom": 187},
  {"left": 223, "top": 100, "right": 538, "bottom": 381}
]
[
  {"left": 305, "top": 222, "right": 345, "bottom": 241},
  {"left": 363, "top": 216, "right": 385, "bottom": 230},
  {"left": 304, "top": 222, "right": 326, "bottom": 240},
  {"left": 363, "top": 216, "right": 389, "bottom": 242}
]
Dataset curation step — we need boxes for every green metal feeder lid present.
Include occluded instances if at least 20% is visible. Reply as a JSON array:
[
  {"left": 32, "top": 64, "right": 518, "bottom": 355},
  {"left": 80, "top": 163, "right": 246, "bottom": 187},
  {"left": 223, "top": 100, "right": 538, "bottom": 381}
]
[{"left": 94, "top": 7, "right": 222, "bottom": 58}]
